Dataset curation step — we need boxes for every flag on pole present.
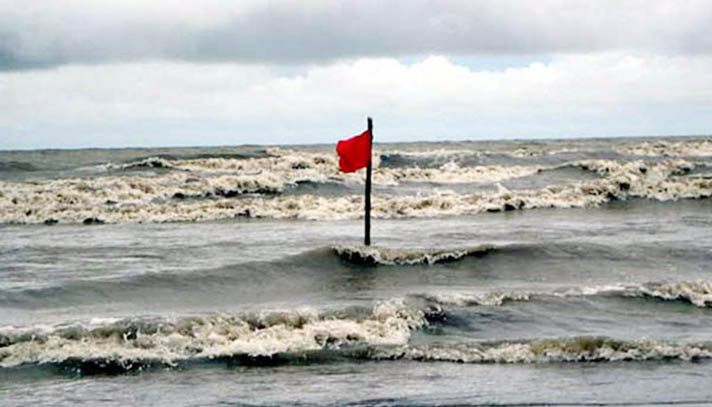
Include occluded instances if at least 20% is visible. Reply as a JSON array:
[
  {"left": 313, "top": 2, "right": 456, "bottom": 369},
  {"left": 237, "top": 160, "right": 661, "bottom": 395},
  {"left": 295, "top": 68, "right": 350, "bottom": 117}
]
[
  {"left": 336, "top": 129, "right": 371, "bottom": 173},
  {"left": 336, "top": 118, "right": 374, "bottom": 246}
]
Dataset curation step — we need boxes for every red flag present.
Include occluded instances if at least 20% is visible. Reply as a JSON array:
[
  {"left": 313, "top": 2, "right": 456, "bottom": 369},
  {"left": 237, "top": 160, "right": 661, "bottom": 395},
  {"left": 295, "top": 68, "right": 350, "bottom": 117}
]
[{"left": 336, "top": 129, "right": 371, "bottom": 173}]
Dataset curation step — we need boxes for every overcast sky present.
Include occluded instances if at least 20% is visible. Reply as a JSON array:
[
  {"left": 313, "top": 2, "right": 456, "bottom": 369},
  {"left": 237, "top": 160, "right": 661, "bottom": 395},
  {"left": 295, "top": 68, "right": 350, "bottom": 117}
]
[{"left": 2, "top": 0, "right": 711, "bottom": 149}]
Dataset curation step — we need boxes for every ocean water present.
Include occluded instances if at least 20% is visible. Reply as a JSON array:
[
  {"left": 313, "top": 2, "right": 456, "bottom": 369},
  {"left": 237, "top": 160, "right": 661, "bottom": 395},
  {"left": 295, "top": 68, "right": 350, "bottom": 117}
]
[{"left": 1, "top": 136, "right": 712, "bottom": 406}]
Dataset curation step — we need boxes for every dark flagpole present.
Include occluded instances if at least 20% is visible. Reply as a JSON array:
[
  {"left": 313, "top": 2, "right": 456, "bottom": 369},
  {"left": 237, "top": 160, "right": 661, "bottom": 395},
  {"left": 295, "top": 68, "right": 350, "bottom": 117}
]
[{"left": 364, "top": 117, "right": 373, "bottom": 246}]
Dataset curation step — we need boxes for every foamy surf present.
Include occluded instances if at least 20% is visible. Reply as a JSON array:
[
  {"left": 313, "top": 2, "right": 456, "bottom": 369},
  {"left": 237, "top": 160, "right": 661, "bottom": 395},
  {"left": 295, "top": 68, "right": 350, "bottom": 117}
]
[
  {"left": 1, "top": 153, "right": 711, "bottom": 224},
  {"left": 570, "top": 281, "right": 712, "bottom": 308},
  {"left": 413, "top": 280, "right": 712, "bottom": 308},
  {"left": 0, "top": 300, "right": 425, "bottom": 370},
  {"left": 619, "top": 139, "right": 712, "bottom": 157},
  {"left": 4, "top": 138, "right": 712, "bottom": 406},
  {"left": 2, "top": 280, "right": 712, "bottom": 372},
  {"left": 5, "top": 323, "right": 711, "bottom": 371},
  {"left": 103, "top": 149, "right": 541, "bottom": 185},
  {"left": 409, "top": 291, "right": 532, "bottom": 306},
  {"left": 332, "top": 245, "right": 498, "bottom": 266},
  {"left": 376, "top": 336, "right": 712, "bottom": 363}
]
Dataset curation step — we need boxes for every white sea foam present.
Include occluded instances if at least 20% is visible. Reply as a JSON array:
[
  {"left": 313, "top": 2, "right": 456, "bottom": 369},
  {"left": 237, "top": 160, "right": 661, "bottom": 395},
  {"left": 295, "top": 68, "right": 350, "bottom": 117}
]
[
  {"left": 333, "top": 245, "right": 497, "bottom": 266},
  {"left": 3, "top": 282, "right": 712, "bottom": 369},
  {"left": 418, "top": 277, "right": 712, "bottom": 310},
  {"left": 619, "top": 139, "right": 712, "bottom": 157},
  {"left": 379, "top": 148, "right": 477, "bottom": 159},
  {"left": 375, "top": 162, "right": 542, "bottom": 185},
  {"left": 142, "top": 148, "right": 541, "bottom": 185},
  {"left": 106, "top": 157, "right": 179, "bottom": 171},
  {"left": 556, "top": 280, "right": 712, "bottom": 308},
  {"left": 0, "top": 300, "right": 425, "bottom": 368},
  {"left": 638, "top": 281, "right": 712, "bottom": 307},
  {"left": 413, "top": 280, "right": 712, "bottom": 308},
  {"left": 1, "top": 156, "right": 710, "bottom": 224},
  {"left": 377, "top": 337, "right": 712, "bottom": 363},
  {"left": 508, "top": 146, "right": 583, "bottom": 158},
  {"left": 412, "top": 291, "right": 531, "bottom": 307},
  {"left": 589, "top": 281, "right": 712, "bottom": 308}
]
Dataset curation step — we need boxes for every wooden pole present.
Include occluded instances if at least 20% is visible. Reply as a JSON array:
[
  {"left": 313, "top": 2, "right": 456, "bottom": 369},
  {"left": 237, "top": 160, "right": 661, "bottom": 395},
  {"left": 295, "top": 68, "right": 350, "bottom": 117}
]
[{"left": 365, "top": 117, "right": 373, "bottom": 246}]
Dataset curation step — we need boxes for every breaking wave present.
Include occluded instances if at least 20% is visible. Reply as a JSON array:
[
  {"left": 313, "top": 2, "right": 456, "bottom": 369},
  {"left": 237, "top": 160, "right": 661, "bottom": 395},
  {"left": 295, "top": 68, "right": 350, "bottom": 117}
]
[
  {"left": 619, "top": 139, "right": 712, "bottom": 157},
  {"left": 409, "top": 291, "right": 531, "bottom": 307},
  {"left": 0, "top": 300, "right": 425, "bottom": 370},
  {"left": 108, "top": 149, "right": 543, "bottom": 185},
  {"left": 1, "top": 151, "right": 711, "bottom": 224},
  {"left": 376, "top": 337, "right": 712, "bottom": 364},
  {"left": 3, "top": 311, "right": 711, "bottom": 373},
  {"left": 333, "top": 245, "right": 498, "bottom": 266},
  {"left": 107, "top": 157, "right": 178, "bottom": 171},
  {"left": 3, "top": 279, "right": 712, "bottom": 373},
  {"left": 413, "top": 280, "right": 712, "bottom": 308},
  {"left": 103, "top": 150, "right": 276, "bottom": 171},
  {"left": 568, "top": 281, "right": 712, "bottom": 308}
]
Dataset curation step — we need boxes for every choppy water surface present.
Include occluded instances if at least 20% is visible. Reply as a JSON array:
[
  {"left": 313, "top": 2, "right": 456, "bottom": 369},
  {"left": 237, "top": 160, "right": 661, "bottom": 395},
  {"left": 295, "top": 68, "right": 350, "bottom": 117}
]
[{"left": 1, "top": 136, "right": 712, "bottom": 406}]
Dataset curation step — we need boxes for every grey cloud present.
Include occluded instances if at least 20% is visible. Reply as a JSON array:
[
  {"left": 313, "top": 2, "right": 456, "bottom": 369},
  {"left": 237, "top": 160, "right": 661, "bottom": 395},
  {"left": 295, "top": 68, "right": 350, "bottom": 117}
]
[{"left": 2, "top": 0, "right": 712, "bottom": 70}]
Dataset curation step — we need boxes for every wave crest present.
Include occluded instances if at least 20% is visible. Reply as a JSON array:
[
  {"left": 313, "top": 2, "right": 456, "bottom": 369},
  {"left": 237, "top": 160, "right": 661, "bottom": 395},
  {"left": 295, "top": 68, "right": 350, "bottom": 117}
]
[
  {"left": 410, "top": 279, "right": 712, "bottom": 308},
  {"left": 619, "top": 139, "right": 712, "bottom": 157},
  {"left": 0, "top": 300, "right": 425, "bottom": 369},
  {"left": 411, "top": 291, "right": 530, "bottom": 306},
  {"left": 576, "top": 281, "right": 712, "bottom": 308},
  {"left": 377, "top": 336, "right": 712, "bottom": 363},
  {"left": 333, "top": 245, "right": 497, "bottom": 266},
  {"left": 2, "top": 156, "right": 711, "bottom": 224}
]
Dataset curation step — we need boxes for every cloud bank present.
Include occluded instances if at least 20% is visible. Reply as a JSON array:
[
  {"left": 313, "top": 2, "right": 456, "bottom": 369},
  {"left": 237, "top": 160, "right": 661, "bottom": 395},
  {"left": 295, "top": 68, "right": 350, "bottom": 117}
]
[
  {"left": 3, "top": 53, "right": 711, "bottom": 148},
  {"left": 2, "top": 0, "right": 712, "bottom": 69}
]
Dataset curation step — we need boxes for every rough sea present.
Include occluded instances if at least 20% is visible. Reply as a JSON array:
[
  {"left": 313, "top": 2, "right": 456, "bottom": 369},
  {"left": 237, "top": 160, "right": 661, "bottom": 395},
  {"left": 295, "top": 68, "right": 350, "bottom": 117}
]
[{"left": 1, "top": 136, "right": 712, "bottom": 406}]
